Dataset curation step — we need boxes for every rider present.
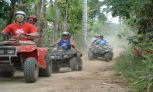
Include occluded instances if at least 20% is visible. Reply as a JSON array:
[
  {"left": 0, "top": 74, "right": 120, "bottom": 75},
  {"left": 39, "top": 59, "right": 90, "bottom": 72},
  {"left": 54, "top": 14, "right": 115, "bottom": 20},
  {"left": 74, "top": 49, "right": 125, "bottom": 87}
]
[
  {"left": 95, "top": 35, "right": 108, "bottom": 47},
  {"left": 51, "top": 31, "right": 81, "bottom": 53},
  {"left": 2, "top": 11, "right": 39, "bottom": 41},
  {"left": 27, "top": 15, "right": 37, "bottom": 25},
  {"left": 91, "top": 33, "right": 99, "bottom": 45}
]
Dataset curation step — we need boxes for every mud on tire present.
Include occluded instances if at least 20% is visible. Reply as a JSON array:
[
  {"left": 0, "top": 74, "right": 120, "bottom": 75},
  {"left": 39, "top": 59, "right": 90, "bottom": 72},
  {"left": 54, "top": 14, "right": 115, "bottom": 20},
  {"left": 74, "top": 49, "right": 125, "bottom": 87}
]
[{"left": 24, "top": 57, "right": 39, "bottom": 83}]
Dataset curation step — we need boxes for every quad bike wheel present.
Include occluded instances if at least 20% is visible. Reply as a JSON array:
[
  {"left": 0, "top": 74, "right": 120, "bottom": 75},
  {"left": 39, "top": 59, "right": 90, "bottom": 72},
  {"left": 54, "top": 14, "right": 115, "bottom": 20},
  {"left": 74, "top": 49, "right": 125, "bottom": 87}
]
[
  {"left": 109, "top": 52, "right": 113, "bottom": 60},
  {"left": 104, "top": 53, "right": 110, "bottom": 62},
  {"left": 0, "top": 71, "right": 15, "bottom": 77},
  {"left": 39, "top": 52, "right": 52, "bottom": 77},
  {"left": 88, "top": 51, "right": 94, "bottom": 60},
  {"left": 52, "top": 66, "right": 60, "bottom": 72},
  {"left": 24, "top": 57, "right": 39, "bottom": 83},
  {"left": 70, "top": 57, "right": 82, "bottom": 71}
]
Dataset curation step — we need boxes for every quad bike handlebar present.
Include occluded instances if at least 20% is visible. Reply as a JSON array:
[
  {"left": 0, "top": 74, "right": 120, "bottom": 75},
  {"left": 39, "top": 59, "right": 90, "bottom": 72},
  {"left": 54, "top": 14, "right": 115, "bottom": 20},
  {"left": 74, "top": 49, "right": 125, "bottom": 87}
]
[
  {"left": 0, "top": 33, "right": 37, "bottom": 46},
  {"left": 0, "top": 32, "right": 9, "bottom": 41}
]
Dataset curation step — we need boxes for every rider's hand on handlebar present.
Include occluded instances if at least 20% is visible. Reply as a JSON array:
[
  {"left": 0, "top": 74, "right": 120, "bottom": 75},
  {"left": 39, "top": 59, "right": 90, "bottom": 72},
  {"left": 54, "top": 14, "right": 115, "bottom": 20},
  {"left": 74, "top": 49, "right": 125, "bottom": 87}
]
[
  {"left": 50, "top": 44, "right": 55, "bottom": 47},
  {"left": 77, "top": 52, "right": 83, "bottom": 57},
  {"left": 14, "top": 34, "right": 32, "bottom": 40}
]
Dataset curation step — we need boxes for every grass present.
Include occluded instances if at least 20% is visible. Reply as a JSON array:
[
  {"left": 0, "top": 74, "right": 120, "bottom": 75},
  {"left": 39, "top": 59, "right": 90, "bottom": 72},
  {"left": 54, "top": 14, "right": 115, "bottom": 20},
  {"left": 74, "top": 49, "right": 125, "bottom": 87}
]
[{"left": 115, "top": 49, "right": 153, "bottom": 92}]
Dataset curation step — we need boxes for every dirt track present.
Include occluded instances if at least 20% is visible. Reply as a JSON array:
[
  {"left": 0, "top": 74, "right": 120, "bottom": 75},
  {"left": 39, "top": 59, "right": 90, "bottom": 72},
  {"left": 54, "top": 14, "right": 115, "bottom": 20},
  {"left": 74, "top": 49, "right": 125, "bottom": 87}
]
[{"left": 0, "top": 46, "right": 130, "bottom": 92}]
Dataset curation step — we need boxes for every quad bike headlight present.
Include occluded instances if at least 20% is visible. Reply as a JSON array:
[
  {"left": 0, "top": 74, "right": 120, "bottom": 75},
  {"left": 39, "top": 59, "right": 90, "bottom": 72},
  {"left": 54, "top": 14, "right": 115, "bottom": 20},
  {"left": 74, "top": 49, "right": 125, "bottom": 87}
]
[
  {"left": 0, "top": 49, "right": 4, "bottom": 54},
  {"left": 95, "top": 45, "right": 100, "bottom": 48},
  {"left": 51, "top": 56, "right": 55, "bottom": 59},
  {"left": 63, "top": 55, "right": 68, "bottom": 58},
  {"left": 7, "top": 49, "right": 15, "bottom": 54},
  {"left": 105, "top": 50, "right": 109, "bottom": 52}
]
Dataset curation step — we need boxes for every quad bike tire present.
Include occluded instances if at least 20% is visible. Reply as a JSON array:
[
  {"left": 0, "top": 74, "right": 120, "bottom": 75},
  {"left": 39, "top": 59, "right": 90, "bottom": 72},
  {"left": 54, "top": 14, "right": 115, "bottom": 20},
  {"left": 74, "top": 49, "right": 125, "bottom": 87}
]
[
  {"left": 24, "top": 57, "right": 39, "bottom": 83},
  {"left": 104, "top": 53, "right": 110, "bottom": 62},
  {"left": 88, "top": 51, "right": 94, "bottom": 60},
  {"left": 52, "top": 66, "right": 60, "bottom": 73},
  {"left": 70, "top": 57, "right": 82, "bottom": 71},
  {"left": 39, "top": 52, "right": 52, "bottom": 77},
  {"left": 0, "top": 71, "right": 15, "bottom": 77},
  {"left": 109, "top": 52, "right": 113, "bottom": 60}
]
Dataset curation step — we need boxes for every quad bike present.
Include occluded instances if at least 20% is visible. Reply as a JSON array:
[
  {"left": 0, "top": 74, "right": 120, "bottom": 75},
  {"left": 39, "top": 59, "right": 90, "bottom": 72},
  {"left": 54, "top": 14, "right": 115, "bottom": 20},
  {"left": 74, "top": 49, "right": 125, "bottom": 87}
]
[
  {"left": 0, "top": 33, "right": 52, "bottom": 83},
  {"left": 88, "top": 45, "right": 113, "bottom": 61},
  {"left": 50, "top": 45, "right": 82, "bottom": 72}
]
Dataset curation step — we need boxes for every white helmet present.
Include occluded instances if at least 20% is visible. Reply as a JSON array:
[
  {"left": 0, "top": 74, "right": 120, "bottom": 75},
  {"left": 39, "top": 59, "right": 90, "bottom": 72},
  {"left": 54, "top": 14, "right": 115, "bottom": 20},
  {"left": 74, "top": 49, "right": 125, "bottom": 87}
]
[
  {"left": 62, "top": 31, "right": 70, "bottom": 36},
  {"left": 15, "top": 11, "right": 26, "bottom": 16},
  {"left": 94, "top": 33, "right": 98, "bottom": 36}
]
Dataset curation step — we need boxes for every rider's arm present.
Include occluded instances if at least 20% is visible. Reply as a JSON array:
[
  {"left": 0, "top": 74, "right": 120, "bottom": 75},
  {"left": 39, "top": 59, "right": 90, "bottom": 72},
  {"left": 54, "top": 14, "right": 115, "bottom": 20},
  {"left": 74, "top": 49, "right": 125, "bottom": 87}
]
[
  {"left": 26, "top": 32, "right": 40, "bottom": 39},
  {"left": 2, "top": 24, "right": 12, "bottom": 34},
  {"left": 50, "top": 39, "right": 60, "bottom": 47},
  {"left": 71, "top": 40, "right": 81, "bottom": 53},
  {"left": 93, "top": 39, "right": 99, "bottom": 46},
  {"left": 92, "top": 39, "right": 98, "bottom": 46},
  {"left": 27, "top": 23, "right": 39, "bottom": 39},
  {"left": 105, "top": 39, "right": 109, "bottom": 46}
]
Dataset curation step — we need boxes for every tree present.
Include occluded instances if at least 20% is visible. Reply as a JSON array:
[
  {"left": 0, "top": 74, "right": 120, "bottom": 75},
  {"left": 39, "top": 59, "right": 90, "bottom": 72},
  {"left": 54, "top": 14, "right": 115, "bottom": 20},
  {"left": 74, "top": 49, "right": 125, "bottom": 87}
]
[
  {"left": 53, "top": 1, "right": 59, "bottom": 42},
  {"left": 63, "top": 0, "right": 68, "bottom": 32},
  {"left": 81, "top": 0, "right": 87, "bottom": 49},
  {"left": 7, "top": 0, "right": 17, "bottom": 25},
  {"left": 103, "top": 0, "right": 153, "bottom": 91}
]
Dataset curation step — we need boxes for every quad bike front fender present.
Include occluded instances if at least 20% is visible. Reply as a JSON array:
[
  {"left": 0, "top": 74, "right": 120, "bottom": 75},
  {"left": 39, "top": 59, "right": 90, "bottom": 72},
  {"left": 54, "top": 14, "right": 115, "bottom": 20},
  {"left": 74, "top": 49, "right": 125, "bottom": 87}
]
[
  {"left": 21, "top": 46, "right": 48, "bottom": 69},
  {"left": 37, "top": 47, "right": 48, "bottom": 68}
]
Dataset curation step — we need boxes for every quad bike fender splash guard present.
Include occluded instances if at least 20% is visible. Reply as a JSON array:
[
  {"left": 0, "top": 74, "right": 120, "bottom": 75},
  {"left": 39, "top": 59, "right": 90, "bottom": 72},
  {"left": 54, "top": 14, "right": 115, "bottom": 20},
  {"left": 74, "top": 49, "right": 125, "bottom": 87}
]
[
  {"left": 19, "top": 46, "right": 48, "bottom": 69},
  {"left": 21, "top": 48, "right": 48, "bottom": 69},
  {"left": 37, "top": 47, "right": 48, "bottom": 68}
]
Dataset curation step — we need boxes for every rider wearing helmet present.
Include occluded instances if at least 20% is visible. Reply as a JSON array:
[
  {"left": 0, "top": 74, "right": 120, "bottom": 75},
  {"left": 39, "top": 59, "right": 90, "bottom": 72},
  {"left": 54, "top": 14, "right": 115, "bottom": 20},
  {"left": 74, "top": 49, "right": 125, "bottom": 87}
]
[
  {"left": 95, "top": 34, "right": 108, "bottom": 47},
  {"left": 27, "top": 15, "right": 37, "bottom": 25},
  {"left": 51, "top": 32, "right": 81, "bottom": 53},
  {"left": 2, "top": 11, "right": 39, "bottom": 41},
  {"left": 91, "top": 33, "right": 99, "bottom": 45}
]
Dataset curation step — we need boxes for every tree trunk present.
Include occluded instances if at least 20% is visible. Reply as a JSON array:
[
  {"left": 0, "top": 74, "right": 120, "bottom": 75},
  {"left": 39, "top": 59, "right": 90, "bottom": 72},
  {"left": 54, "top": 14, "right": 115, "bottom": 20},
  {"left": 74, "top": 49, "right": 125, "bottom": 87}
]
[
  {"left": 81, "top": 0, "right": 87, "bottom": 50},
  {"left": 36, "top": 0, "right": 43, "bottom": 46},
  {"left": 18, "top": 0, "right": 25, "bottom": 11},
  {"left": 64, "top": 0, "right": 68, "bottom": 32},
  {"left": 53, "top": 2, "right": 59, "bottom": 42},
  {"left": 36, "top": 0, "right": 47, "bottom": 46},
  {"left": 42, "top": 0, "right": 46, "bottom": 17},
  {"left": 6, "top": 1, "right": 16, "bottom": 25},
  {"left": 50, "top": 0, "right": 54, "bottom": 7}
]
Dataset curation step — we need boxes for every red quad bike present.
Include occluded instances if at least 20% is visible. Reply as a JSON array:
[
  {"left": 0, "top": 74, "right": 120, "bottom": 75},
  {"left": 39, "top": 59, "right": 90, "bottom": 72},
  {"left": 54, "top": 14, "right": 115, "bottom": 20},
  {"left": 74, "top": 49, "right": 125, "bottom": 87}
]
[{"left": 0, "top": 33, "right": 52, "bottom": 83}]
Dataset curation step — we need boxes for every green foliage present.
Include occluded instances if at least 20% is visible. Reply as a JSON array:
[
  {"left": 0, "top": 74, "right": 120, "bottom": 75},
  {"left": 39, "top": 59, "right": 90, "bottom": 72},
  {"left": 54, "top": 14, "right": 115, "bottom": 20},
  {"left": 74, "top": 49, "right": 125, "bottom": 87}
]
[
  {"left": 105, "top": 0, "right": 153, "bottom": 91},
  {"left": 0, "top": 0, "right": 11, "bottom": 30},
  {"left": 115, "top": 48, "right": 153, "bottom": 92},
  {"left": 0, "top": 0, "right": 10, "bottom": 19},
  {"left": 104, "top": 0, "right": 153, "bottom": 34},
  {"left": 57, "top": 0, "right": 82, "bottom": 35},
  {"left": 47, "top": 7, "right": 55, "bottom": 21},
  {"left": 98, "top": 13, "right": 107, "bottom": 23},
  {"left": 88, "top": 0, "right": 103, "bottom": 20}
]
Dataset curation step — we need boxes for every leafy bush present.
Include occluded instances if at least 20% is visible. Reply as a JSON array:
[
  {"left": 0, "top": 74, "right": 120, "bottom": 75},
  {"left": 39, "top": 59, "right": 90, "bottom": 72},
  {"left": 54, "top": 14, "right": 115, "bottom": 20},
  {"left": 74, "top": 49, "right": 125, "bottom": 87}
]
[{"left": 115, "top": 48, "right": 153, "bottom": 92}]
